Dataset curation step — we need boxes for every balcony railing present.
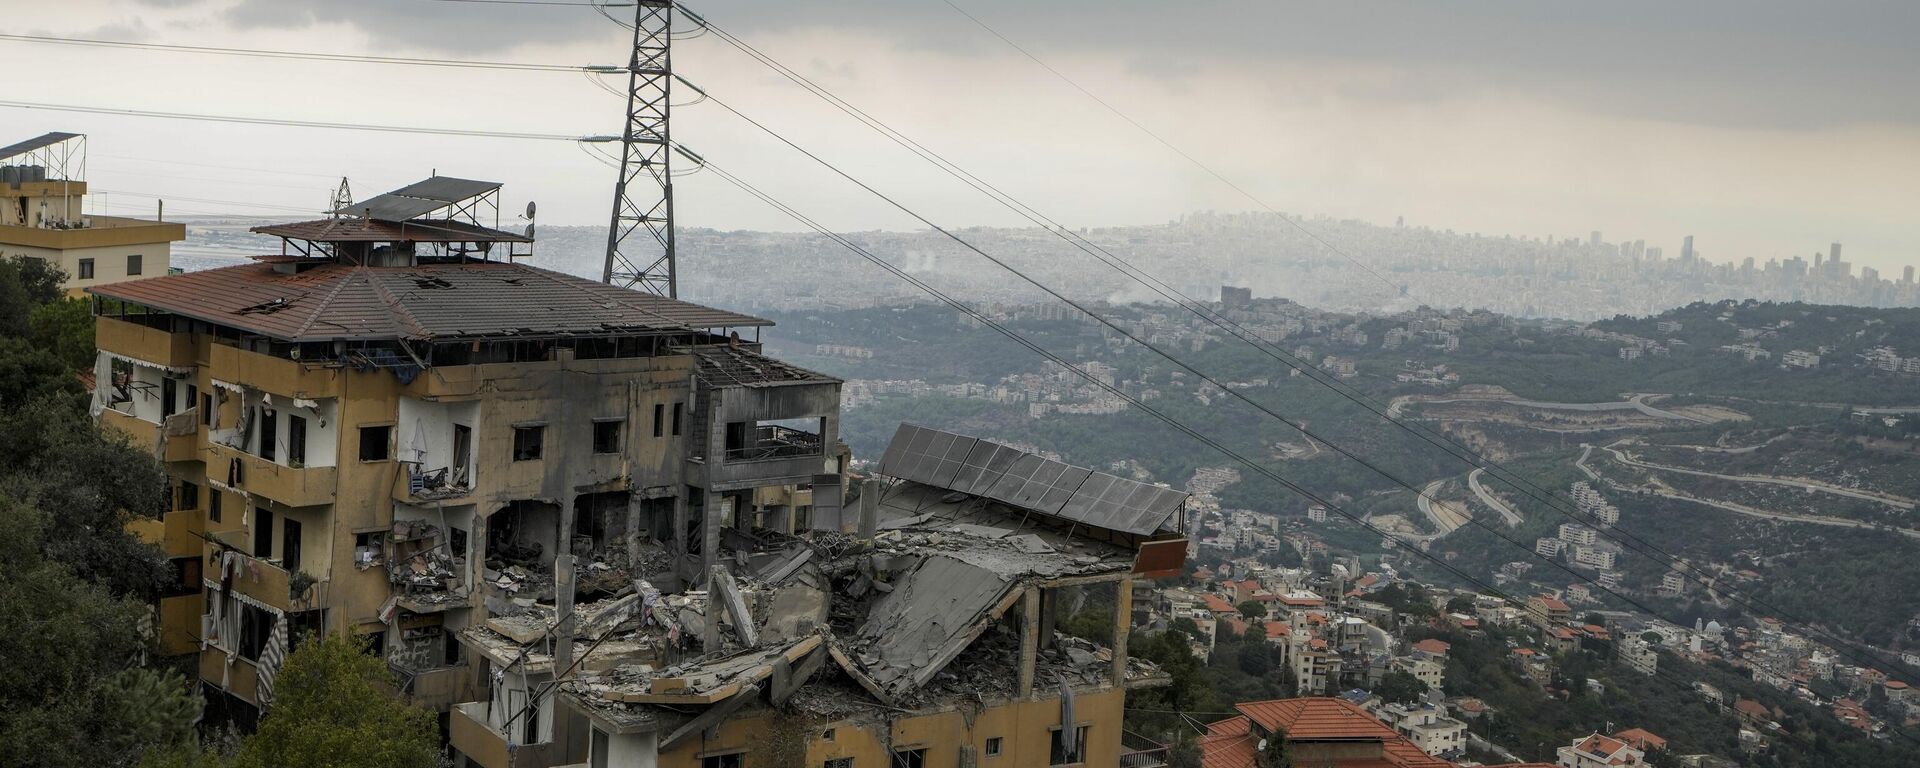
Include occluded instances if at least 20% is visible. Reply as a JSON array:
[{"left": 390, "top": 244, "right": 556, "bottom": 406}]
[
  {"left": 207, "top": 441, "right": 336, "bottom": 508},
  {"left": 724, "top": 425, "right": 823, "bottom": 462},
  {"left": 1120, "top": 731, "right": 1171, "bottom": 768},
  {"left": 451, "top": 702, "right": 558, "bottom": 768}
]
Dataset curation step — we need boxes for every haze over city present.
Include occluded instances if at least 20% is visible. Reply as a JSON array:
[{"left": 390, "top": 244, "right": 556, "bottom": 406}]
[{"left": 4, "top": 0, "right": 1919, "bottom": 278}]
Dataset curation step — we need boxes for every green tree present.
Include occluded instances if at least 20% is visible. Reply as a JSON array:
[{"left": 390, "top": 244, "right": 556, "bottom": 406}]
[
  {"left": 30, "top": 298, "right": 97, "bottom": 371},
  {"left": 1375, "top": 670, "right": 1428, "bottom": 705},
  {"left": 1256, "top": 726, "right": 1291, "bottom": 768},
  {"left": 0, "top": 498, "right": 200, "bottom": 768},
  {"left": 1237, "top": 599, "right": 1266, "bottom": 620},
  {"left": 228, "top": 634, "right": 439, "bottom": 768}
]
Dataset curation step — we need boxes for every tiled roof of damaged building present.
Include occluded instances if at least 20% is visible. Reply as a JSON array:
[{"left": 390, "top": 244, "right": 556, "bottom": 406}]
[
  {"left": 87, "top": 261, "right": 770, "bottom": 342},
  {"left": 684, "top": 345, "right": 839, "bottom": 387}
]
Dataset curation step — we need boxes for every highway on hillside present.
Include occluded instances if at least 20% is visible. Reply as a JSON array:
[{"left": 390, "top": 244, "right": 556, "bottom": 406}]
[
  {"left": 1466, "top": 468, "right": 1526, "bottom": 527},
  {"left": 1603, "top": 444, "right": 1916, "bottom": 510}
]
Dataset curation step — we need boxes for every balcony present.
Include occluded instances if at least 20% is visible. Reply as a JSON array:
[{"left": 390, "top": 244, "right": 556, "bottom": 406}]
[
  {"left": 451, "top": 702, "right": 559, "bottom": 768},
  {"left": 95, "top": 316, "right": 195, "bottom": 369},
  {"left": 397, "top": 664, "right": 477, "bottom": 711},
  {"left": 207, "top": 441, "right": 336, "bottom": 508},
  {"left": 209, "top": 343, "right": 338, "bottom": 399},
  {"left": 201, "top": 650, "right": 261, "bottom": 705},
  {"left": 204, "top": 533, "right": 327, "bottom": 613},
  {"left": 156, "top": 594, "right": 204, "bottom": 657},
  {"left": 130, "top": 509, "right": 205, "bottom": 558},
  {"left": 1120, "top": 732, "right": 1171, "bottom": 768},
  {"left": 724, "top": 424, "right": 824, "bottom": 462}
]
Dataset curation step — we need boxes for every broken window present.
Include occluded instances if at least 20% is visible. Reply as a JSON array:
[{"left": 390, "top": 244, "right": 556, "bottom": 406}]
[
  {"left": 985, "top": 737, "right": 1003, "bottom": 757},
  {"left": 702, "top": 754, "right": 743, "bottom": 768},
  {"left": 360, "top": 425, "right": 391, "bottom": 462},
  {"left": 253, "top": 508, "right": 273, "bottom": 559},
  {"left": 258, "top": 407, "right": 278, "bottom": 462},
  {"left": 354, "top": 531, "right": 384, "bottom": 569},
  {"left": 1048, "top": 726, "right": 1091, "bottom": 766},
  {"left": 176, "top": 480, "right": 198, "bottom": 512},
  {"left": 287, "top": 415, "right": 307, "bottom": 467},
  {"left": 592, "top": 419, "right": 622, "bottom": 454},
  {"left": 162, "top": 377, "right": 177, "bottom": 418},
  {"left": 108, "top": 358, "right": 133, "bottom": 406},
  {"left": 890, "top": 749, "right": 926, "bottom": 768},
  {"left": 238, "top": 604, "right": 274, "bottom": 662},
  {"left": 513, "top": 425, "right": 544, "bottom": 461},
  {"left": 452, "top": 424, "right": 473, "bottom": 484},
  {"left": 282, "top": 517, "right": 303, "bottom": 574},
  {"left": 723, "top": 418, "right": 825, "bottom": 462},
  {"left": 824, "top": 759, "right": 852, "bottom": 768}
]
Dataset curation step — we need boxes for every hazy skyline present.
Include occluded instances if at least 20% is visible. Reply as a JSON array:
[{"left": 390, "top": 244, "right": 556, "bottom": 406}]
[{"left": 4, "top": 0, "right": 1916, "bottom": 276}]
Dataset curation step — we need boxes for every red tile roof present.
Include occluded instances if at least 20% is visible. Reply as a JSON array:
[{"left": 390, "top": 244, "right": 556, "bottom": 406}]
[
  {"left": 1266, "top": 623, "right": 1292, "bottom": 640},
  {"left": 88, "top": 261, "right": 769, "bottom": 342},
  {"left": 1412, "top": 639, "right": 1451, "bottom": 655},
  {"left": 1227, "top": 698, "right": 1454, "bottom": 768},
  {"left": 1204, "top": 594, "right": 1236, "bottom": 613},
  {"left": 1613, "top": 727, "right": 1667, "bottom": 751},
  {"left": 1199, "top": 716, "right": 1256, "bottom": 768}
]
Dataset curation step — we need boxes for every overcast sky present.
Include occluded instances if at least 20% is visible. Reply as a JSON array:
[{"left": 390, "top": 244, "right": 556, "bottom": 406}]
[{"left": 4, "top": 0, "right": 1916, "bottom": 275}]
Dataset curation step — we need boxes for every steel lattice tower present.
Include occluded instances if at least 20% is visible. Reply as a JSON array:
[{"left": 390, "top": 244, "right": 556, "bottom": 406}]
[{"left": 601, "top": 0, "right": 676, "bottom": 296}]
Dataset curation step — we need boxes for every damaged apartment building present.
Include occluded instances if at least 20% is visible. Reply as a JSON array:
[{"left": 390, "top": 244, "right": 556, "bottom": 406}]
[
  {"left": 91, "top": 176, "right": 1191, "bottom": 767},
  {"left": 89, "top": 176, "right": 843, "bottom": 730},
  {"left": 465, "top": 423, "right": 1190, "bottom": 768}
]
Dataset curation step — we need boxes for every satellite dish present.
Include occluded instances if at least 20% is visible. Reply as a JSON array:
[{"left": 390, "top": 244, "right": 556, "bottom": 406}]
[
  {"left": 524, "top": 201, "right": 537, "bottom": 219},
  {"left": 524, "top": 223, "right": 536, "bottom": 239}
]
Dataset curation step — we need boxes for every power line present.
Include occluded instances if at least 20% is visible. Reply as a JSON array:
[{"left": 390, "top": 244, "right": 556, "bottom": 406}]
[
  {"left": 935, "top": 0, "right": 1406, "bottom": 300},
  {"left": 0, "top": 100, "right": 588, "bottom": 141},
  {"left": 0, "top": 33, "right": 581, "bottom": 72},
  {"left": 687, "top": 4, "right": 1920, "bottom": 685},
  {"left": 689, "top": 154, "right": 1801, "bottom": 750}
]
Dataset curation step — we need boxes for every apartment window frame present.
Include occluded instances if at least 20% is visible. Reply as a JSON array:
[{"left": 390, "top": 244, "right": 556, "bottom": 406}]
[
  {"left": 985, "top": 736, "right": 1003, "bottom": 757},
  {"left": 824, "top": 759, "right": 853, "bottom": 768},
  {"left": 281, "top": 516, "right": 303, "bottom": 574},
  {"left": 287, "top": 414, "right": 308, "bottom": 467},
  {"left": 672, "top": 401, "right": 683, "bottom": 436},
  {"left": 513, "top": 424, "right": 545, "bottom": 461},
  {"left": 652, "top": 403, "right": 665, "bottom": 438},
  {"left": 77, "top": 257, "right": 95, "bottom": 280},
  {"left": 1048, "top": 724, "right": 1092, "bottom": 767},
  {"left": 257, "top": 406, "right": 278, "bottom": 462},
  {"left": 253, "top": 507, "right": 273, "bottom": 560},
  {"left": 125, "top": 253, "right": 143, "bottom": 276},
  {"left": 359, "top": 424, "right": 393, "bottom": 462},
  {"left": 592, "top": 418, "right": 623, "bottom": 455},
  {"left": 176, "top": 480, "right": 199, "bottom": 512},
  {"left": 890, "top": 748, "right": 927, "bottom": 768},
  {"left": 208, "top": 489, "right": 222, "bottom": 523}
]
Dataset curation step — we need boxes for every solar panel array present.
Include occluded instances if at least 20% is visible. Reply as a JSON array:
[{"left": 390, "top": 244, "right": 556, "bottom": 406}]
[
  {"left": 876, "top": 423, "right": 1186, "bottom": 535},
  {"left": 331, "top": 176, "right": 502, "bottom": 221},
  {"left": 0, "top": 132, "right": 80, "bottom": 163}
]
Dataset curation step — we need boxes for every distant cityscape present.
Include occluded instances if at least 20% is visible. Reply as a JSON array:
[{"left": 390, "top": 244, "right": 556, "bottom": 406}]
[{"left": 171, "top": 211, "right": 1919, "bottom": 321}]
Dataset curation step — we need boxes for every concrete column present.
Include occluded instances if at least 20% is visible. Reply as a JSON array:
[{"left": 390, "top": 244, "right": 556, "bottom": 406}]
[
  {"left": 671, "top": 491, "right": 689, "bottom": 555},
  {"left": 1111, "top": 578, "right": 1132, "bottom": 688},
  {"left": 700, "top": 486, "right": 721, "bottom": 576},
  {"left": 1018, "top": 586, "right": 1040, "bottom": 699},
  {"left": 551, "top": 498, "right": 577, "bottom": 756},
  {"left": 624, "top": 493, "right": 643, "bottom": 566},
  {"left": 857, "top": 479, "right": 879, "bottom": 539}
]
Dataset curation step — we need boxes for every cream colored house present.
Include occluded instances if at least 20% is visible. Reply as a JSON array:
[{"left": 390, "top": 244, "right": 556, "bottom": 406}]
[{"left": 0, "top": 132, "right": 183, "bottom": 294}]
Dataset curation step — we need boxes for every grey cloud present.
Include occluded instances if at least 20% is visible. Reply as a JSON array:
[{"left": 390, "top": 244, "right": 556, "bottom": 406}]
[{"left": 181, "top": 0, "right": 1920, "bottom": 130}]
